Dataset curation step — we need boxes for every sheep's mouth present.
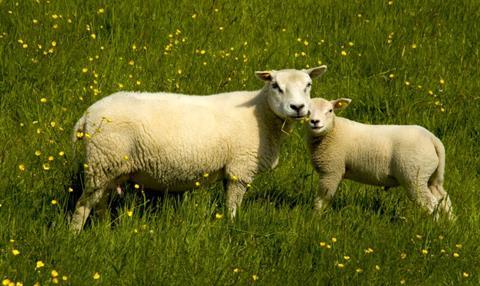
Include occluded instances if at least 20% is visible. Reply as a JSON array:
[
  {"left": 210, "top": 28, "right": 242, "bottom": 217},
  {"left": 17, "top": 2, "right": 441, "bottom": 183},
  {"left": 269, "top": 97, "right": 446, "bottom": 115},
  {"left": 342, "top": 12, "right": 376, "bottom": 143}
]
[
  {"left": 291, "top": 115, "right": 305, "bottom": 120},
  {"left": 290, "top": 111, "right": 310, "bottom": 120},
  {"left": 310, "top": 125, "right": 324, "bottom": 130}
]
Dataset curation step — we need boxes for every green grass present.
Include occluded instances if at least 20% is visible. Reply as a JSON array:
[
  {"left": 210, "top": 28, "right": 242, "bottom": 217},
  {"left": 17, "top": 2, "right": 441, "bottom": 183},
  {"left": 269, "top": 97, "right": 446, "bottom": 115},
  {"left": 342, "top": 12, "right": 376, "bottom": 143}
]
[{"left": 1, "top": 0, "right": 480, "bottom": 284}]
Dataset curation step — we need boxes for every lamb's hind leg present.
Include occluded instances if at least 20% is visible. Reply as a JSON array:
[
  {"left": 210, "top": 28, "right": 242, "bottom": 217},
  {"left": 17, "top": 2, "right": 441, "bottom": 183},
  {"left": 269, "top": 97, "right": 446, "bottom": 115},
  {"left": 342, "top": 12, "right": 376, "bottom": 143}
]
[
  {"left": 404, "top": 181, "right": 439, "bottom": 219},
  {"left": 429, "top": 184, "right": 454, "bottom": 220}
]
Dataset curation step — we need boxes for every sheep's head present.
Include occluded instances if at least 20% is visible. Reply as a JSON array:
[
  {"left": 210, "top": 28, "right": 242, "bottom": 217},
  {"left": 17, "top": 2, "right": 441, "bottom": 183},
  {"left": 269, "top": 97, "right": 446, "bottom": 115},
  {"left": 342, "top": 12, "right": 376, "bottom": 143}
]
[
  {"left": 255, "top": 66, "right": 327, "bottom": 120},
  {"left": 308, "top": 97, "right": 351, "bottom": 136}
]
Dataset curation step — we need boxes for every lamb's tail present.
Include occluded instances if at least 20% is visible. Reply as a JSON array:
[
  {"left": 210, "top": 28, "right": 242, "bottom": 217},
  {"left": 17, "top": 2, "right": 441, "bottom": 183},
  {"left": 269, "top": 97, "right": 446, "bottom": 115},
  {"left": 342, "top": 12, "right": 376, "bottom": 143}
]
[
  {"left": 429, "top": 135, "right": 454, "bottom": 219},
  {"left": 430, "top": 136, "right": 445, "bottom": 186},
  {"left": 72, "top": 114, "right": 87, "bottom": 143}
]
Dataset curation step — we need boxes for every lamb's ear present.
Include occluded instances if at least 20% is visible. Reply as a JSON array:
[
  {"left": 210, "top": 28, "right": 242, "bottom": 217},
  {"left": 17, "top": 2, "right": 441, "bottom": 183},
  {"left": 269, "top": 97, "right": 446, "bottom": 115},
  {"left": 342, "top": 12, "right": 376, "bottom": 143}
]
[
  {"left": 255, "top": 71, "right": 274, "bottom": 82},
  {"left": 331, "top": 98, "right": 351, "bottom": 111},
  {"left": 306, "top": 65, "right": 327, "bottom": 79}
]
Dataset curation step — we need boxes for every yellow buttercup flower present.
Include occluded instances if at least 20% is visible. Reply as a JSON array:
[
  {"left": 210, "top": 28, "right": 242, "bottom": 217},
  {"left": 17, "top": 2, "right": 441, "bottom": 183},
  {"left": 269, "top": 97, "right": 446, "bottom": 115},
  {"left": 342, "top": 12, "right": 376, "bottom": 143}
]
[
  {"left": 36, "top": 261, "right": 45, "bottom": 268},
  {"left": 12, "top": 249, "right": 20, "bottom": 256},
  {"left": 93, "top": 272, "right": 100, "bottom": 280},
  {"left": 18, "top": 164, "right": 26, "bottom": 171}
]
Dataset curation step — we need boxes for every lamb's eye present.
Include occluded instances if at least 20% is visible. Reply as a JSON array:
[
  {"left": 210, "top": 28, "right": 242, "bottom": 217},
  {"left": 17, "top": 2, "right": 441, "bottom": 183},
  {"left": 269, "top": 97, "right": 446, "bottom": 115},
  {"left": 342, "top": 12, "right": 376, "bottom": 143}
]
[
  {"left": 328, "top": 109, "right": 333, "bottom": 113},
  {"left": 272, "top": 82, "right": 283, "bottom": 93},
  {"left": 306, "top": 82, "right": 312, "bottom": 88}
]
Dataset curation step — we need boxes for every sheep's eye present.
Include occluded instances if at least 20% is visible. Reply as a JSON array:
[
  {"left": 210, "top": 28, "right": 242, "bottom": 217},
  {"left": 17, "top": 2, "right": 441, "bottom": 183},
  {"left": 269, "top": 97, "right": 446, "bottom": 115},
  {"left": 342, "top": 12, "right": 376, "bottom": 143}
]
[
  {"left": 306, "top": 82, "right": 312, "bottom": 88},
  {"left": 272, "top": 82, "right": 283, "bottom": 93},
  {"left": 328, "top": 109, "right": 333, "bottom": 113}
]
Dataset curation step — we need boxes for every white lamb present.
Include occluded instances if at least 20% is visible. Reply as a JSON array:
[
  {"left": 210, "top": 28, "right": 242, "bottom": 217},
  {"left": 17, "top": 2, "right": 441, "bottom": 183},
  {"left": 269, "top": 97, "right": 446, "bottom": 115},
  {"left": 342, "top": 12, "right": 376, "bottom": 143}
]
[
  {"left": 306, "top": 97, "right": 453, "bottom": 219},
  {"left": 70, "top": 66, "right": 328, "bottom": 232}
]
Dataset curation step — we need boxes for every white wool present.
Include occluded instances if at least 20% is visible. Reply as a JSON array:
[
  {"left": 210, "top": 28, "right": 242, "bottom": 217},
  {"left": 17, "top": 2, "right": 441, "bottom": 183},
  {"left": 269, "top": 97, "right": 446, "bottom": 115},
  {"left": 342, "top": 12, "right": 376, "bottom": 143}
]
[
  {"left": 307, "top": 97, "right": 453, "bottom": 219},
  {"left": 70, "top": 66, "right": 327, "bottom": 232}
]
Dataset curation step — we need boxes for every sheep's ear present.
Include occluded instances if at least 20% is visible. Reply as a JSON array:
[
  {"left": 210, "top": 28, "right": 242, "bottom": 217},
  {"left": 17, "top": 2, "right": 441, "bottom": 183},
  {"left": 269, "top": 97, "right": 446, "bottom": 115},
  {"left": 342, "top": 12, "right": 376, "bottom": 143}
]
[
  {"left": 255, "top": 71, "right": 274, "bottom": 82},
  {"left": 332, "top": 98, "right": 351, "bottom": 110},
  {"left": 306, "top": 65, "right": 327, "bottom": 79}
]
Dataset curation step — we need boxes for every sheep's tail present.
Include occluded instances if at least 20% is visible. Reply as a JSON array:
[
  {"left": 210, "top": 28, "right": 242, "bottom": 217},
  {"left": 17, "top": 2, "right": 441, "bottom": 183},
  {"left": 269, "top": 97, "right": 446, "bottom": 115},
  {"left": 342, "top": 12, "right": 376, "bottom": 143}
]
[
  {"left": 72, "top": 114, "right": 87, "bottom": 143},
  {"left": 430, "top": 135, "right": 445, "bottom": 186}
]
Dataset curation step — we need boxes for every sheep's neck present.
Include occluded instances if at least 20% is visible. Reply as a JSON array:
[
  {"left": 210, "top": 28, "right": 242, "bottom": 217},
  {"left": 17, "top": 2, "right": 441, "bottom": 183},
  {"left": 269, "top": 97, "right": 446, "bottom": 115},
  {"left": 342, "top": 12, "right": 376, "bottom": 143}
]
[{"left": 257, "top": 87, "right": 295, "bottom": 139}]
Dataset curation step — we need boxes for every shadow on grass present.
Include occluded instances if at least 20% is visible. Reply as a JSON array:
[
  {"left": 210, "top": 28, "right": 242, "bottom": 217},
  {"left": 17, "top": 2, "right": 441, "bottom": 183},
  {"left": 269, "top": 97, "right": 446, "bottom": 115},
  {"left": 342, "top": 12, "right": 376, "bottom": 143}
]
[{"left": 66, "top": 166, "right": 404, "bottom": 228}]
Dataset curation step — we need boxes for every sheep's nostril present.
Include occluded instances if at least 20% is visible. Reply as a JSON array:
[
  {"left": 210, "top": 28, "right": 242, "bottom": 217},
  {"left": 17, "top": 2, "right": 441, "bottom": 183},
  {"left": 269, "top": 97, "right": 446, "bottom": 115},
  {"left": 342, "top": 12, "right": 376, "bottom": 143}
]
[
  {"left": 290, "top": 104, "right": 305, "bottom": 112},
  {"left": 310, "top": 119, "right": 320, "bottom": 125}
]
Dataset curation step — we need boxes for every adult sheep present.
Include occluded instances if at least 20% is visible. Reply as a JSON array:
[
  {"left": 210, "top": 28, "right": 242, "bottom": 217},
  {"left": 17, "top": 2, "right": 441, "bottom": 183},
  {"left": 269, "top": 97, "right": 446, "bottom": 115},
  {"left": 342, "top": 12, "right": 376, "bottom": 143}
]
[
  {"left": 306, "top": 97, "right": 453, "bottom": 220},
  {"left": 71, "top": 66, "right": 327, "bottom": 232}
]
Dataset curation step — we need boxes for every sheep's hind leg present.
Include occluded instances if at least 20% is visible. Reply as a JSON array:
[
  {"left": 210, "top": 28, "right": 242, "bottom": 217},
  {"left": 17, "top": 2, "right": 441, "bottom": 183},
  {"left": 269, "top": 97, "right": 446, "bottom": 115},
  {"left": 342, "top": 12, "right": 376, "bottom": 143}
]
[
  {"left": 70, "top": 171, "right": 111, "bottom": 233},
  {"left": 94, "top": 188, "right": 113, "bottom": 222}
]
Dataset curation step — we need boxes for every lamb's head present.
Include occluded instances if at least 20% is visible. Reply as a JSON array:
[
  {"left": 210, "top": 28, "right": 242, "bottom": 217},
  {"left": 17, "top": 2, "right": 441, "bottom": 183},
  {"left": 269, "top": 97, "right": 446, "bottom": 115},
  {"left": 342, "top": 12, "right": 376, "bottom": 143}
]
[
  {"left": 308, "top": 97, "right": 351, "bottom": 136},
  {"left": 255, "top": 66, "right": 327, "bottom": 120}
]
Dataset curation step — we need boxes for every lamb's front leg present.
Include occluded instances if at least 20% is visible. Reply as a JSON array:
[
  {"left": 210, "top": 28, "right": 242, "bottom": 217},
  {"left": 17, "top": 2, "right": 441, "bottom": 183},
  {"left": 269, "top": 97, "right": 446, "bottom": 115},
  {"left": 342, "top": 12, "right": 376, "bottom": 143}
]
[{"left": 314, "top": 172, "right": 343, "bottom": 212}]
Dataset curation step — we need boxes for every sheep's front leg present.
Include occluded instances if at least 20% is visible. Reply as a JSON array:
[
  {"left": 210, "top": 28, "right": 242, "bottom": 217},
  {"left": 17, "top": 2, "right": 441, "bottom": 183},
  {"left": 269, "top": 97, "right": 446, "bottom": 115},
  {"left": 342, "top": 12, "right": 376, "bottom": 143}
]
[
  {"left": 314, "top": 172, "right": 343, "bottom": 212},
  {"left": 226, "top": 180, "right": 248, "bottom": 219}
]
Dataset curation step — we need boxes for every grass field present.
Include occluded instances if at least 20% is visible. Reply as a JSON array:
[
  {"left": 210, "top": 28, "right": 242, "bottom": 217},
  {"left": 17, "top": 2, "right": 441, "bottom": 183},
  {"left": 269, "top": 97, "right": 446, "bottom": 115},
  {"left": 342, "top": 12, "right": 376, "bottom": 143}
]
[{"left": 1, "top": 0, "right": 480, "bottom": 284}]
